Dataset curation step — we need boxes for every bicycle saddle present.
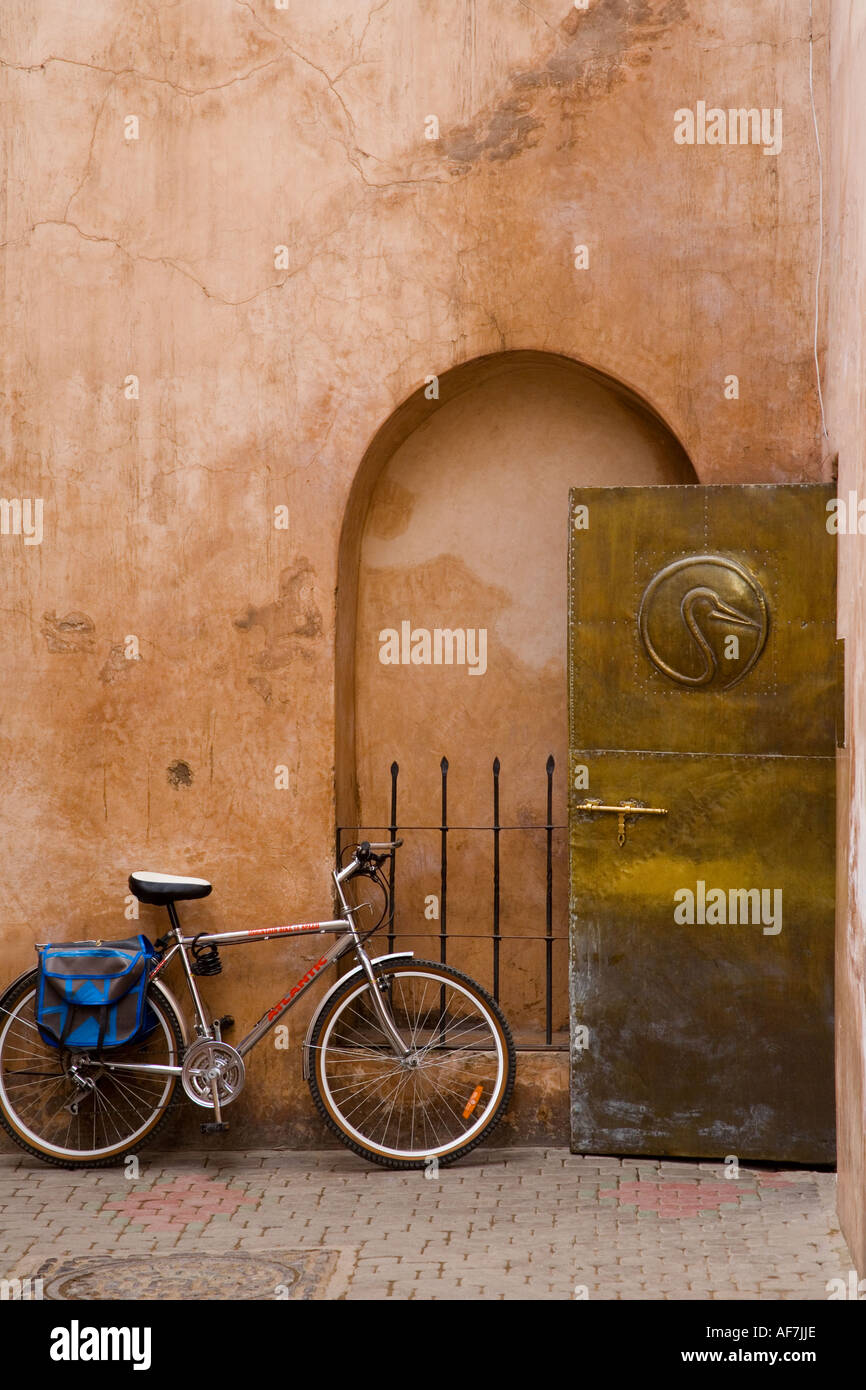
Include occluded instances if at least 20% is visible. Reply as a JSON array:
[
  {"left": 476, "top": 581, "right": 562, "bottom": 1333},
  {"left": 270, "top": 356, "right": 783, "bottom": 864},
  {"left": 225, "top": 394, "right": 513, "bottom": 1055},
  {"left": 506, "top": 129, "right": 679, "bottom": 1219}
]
[{"left": 128, "top": 871, "right": 213, "bottom": 905}]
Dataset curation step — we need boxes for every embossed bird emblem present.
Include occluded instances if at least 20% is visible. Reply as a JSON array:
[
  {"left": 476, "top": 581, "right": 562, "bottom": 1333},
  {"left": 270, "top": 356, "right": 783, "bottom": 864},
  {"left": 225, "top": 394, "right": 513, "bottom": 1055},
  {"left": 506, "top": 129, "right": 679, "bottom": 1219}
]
[{"left": 675, "top": 586, "right": 760, "bottom": 686}]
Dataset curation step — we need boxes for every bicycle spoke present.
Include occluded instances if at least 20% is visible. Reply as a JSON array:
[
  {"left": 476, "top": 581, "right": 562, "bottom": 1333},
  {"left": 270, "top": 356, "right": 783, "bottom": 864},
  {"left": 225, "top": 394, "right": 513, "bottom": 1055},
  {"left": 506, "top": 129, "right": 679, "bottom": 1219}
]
[
  {"left": 316, "top": 966, "right": 509, "bottom": 1161},
  {"left": 0, "top": 984, "right": 179, "bottom": 1160}
]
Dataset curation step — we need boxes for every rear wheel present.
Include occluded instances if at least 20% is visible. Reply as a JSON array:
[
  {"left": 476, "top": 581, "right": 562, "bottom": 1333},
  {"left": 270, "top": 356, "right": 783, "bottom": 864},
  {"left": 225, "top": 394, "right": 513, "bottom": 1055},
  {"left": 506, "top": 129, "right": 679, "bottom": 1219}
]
[
  {"left": 308, "top": 959, "right": 516, "bottom": 1169},
  {"left": 0, "top": 969, "right": 184, "bottom": 1168}
]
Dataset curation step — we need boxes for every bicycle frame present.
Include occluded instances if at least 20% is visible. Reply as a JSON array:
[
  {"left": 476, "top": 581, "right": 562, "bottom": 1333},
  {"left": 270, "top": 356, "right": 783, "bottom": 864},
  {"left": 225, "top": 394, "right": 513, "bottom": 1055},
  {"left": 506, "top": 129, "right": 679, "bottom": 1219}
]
[{"left": 101, "top": 848, "right": 411, "bottom": 1081}]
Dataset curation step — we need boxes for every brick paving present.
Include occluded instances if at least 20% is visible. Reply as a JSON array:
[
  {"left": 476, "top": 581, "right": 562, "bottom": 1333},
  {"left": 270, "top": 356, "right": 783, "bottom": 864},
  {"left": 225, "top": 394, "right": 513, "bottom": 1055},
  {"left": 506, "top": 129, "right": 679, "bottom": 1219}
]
[{"left": 0, "top": 1147, "right": 854, "bottom": 1300}]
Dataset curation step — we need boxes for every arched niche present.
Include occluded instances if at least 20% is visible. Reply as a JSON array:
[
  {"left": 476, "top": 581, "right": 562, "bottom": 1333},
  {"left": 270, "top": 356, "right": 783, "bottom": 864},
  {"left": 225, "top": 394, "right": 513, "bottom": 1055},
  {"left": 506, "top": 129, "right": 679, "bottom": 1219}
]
[
  {"left": 335, "top": 350, "right": 695, "bottom": 1036},
  {"left": 337, "top": 349, "right": 695, "bottom": 827}
]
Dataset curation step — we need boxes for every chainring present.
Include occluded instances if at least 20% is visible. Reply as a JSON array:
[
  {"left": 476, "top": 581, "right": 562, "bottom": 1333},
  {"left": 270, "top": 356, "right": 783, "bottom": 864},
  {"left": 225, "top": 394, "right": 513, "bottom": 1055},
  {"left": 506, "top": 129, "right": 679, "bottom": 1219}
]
[{"left": 181, "top": 1038, "right": 246, "bottom": 1109}]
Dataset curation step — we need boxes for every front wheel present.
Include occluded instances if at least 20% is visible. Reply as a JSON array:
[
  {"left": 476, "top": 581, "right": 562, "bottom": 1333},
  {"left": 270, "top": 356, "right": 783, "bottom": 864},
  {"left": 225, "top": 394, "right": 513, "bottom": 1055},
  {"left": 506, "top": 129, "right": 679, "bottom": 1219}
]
[{"left": 308, "top": 959, "right": 516, "bottom": 1169}]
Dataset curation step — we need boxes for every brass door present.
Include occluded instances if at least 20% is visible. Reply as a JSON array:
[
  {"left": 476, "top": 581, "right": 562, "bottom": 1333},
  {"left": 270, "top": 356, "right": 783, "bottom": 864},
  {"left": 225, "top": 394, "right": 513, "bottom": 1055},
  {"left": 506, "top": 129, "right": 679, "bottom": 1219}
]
[{"left": 568, "top": 485, "right": 837, "bottom": 1162}]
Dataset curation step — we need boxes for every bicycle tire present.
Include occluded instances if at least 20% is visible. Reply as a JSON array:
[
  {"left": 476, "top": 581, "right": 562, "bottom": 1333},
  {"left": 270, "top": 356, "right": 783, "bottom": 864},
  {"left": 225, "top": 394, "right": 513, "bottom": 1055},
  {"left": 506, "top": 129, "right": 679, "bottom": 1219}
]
[{"left": 307, "top": 958, "right": 516, "bottom": 1170}]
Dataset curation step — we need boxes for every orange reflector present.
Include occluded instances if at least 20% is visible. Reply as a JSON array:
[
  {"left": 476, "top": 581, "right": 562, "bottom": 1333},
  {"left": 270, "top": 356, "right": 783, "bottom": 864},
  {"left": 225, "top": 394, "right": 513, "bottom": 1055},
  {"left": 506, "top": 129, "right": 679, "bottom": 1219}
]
[{"left": 462, "top": 1084, "right": 484, "bottom": 1119}]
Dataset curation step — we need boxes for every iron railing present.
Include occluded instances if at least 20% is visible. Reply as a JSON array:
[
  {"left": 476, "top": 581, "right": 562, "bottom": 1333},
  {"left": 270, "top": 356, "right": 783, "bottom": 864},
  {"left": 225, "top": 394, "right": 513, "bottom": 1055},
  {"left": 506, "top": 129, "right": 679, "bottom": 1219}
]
[{"left": 337, "top": 755, "right": 568, "bottom": 1049}]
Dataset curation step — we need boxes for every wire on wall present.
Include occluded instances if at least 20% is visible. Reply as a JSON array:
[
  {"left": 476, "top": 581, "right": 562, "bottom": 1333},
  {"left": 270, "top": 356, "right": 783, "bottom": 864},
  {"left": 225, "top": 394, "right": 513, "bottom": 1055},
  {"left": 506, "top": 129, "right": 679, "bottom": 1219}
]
[{"left": 809, "top": 0, "right": 829, "bottom": 440}]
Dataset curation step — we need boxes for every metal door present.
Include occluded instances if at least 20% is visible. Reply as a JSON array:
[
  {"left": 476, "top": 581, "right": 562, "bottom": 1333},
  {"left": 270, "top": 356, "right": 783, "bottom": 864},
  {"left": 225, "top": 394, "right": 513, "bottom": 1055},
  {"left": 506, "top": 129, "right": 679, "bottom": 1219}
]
[{"left": 568, "top": 485, "right": 837, "bottom": 1162}]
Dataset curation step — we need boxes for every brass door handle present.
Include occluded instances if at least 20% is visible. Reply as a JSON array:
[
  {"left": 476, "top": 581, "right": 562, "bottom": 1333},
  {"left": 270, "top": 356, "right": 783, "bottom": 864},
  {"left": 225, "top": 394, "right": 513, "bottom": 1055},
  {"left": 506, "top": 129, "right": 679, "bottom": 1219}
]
[{"left": 575, "top": 799, "right": 668, "bottom": 847}]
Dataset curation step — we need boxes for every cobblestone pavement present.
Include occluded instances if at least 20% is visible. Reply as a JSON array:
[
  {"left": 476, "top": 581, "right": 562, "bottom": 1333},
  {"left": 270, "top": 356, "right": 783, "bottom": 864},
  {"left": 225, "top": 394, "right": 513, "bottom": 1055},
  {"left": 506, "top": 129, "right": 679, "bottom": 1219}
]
[{"left": 0, "top": 1147, "right": 854, "bottom": 1301}]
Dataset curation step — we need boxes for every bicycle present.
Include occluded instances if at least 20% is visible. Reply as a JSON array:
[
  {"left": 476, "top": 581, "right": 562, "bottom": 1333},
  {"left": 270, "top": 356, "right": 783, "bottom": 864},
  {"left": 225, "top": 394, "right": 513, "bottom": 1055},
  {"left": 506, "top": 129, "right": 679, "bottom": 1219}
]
[{"left": 0, "top": 840, "right": 516, "bottom": 1170}]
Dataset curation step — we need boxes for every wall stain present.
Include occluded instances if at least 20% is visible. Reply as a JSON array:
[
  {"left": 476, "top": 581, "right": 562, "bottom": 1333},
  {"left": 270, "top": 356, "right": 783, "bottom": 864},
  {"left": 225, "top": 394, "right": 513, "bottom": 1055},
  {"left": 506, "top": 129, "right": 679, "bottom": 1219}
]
[
  {"left": 445, "top": 99, "right": 543, "bottom": 164},
  {"left": 367, "top": 478, "right": 416, "bottom": 542},
  {"left": 248, "top": 675, "right": 273, "bottom": 704},
  {"left": 40, "top": 612, "right": 95, "bottom": 654},
  {"left": 167, "top": 760, "right": 193, "bottom": 789},
  {"left": 234, "top": 559, "right": 323, "bottom": 672},
  {"left": 99, "top": 643, "right": 138, "bottom": 684},
  {"left": 441, "top": 0, "right": 688, "bottom": 166}
]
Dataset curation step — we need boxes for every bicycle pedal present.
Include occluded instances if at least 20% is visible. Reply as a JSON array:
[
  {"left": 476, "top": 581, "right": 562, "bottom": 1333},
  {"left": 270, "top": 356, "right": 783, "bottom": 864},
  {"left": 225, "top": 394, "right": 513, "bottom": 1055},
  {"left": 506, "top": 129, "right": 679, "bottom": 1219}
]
[
  {"left": 216, "top": 1014, "right": 235, "bottom": 1032},
  {"left": 200, "top": 1121, "right": 230, "bottom": 1135}
]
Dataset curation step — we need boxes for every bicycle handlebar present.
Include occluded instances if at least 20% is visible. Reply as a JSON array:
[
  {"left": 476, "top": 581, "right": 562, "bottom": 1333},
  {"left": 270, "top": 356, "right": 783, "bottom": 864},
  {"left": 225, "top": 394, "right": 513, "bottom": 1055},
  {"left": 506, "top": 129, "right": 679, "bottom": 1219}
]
[{"left": 355, "top": 839, "right": 403, "bottom": 866}]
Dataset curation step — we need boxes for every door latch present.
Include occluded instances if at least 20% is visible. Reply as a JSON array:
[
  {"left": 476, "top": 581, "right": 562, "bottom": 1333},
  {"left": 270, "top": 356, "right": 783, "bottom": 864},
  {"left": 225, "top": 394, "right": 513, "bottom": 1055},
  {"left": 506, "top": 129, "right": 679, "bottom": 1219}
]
[{"left": 574, "top": 799, "right": 668, "bottom": 847}]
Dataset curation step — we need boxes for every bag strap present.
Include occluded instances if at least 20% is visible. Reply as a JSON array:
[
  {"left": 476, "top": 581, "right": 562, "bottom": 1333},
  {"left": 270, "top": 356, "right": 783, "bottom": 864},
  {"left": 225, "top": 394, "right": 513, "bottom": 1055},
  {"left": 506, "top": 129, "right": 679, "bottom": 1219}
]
[
  {"left": 57, "top": 1003, "right": 110, "bottom": 1051},
  {"left": 58, "top": 1008, "right": 74, "bottom": 1047}
]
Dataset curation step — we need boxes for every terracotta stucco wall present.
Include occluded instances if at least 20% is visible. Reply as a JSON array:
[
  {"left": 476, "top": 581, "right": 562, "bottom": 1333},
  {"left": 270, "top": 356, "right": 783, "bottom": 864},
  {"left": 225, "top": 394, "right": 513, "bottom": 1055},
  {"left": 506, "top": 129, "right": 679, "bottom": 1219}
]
[
  {"left": 0, "top": 1, "right": 830, "bottom": 1146},
  {"left": 828, "top": 0, "right": 866, "bottom": 1277}
]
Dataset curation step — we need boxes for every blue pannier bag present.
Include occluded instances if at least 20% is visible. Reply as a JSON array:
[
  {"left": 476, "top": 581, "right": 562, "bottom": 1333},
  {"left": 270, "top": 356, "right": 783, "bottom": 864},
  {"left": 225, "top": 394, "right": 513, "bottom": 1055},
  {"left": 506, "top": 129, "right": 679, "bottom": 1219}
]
[{"left": 36, "top": 935, "right": 156, "bottom": 1050}]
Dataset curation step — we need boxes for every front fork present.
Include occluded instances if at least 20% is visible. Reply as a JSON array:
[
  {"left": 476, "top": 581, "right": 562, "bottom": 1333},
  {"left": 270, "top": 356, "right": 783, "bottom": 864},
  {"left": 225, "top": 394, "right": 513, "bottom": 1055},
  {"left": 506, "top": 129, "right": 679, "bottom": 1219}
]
[
  {"left": 353, "top": 943, "right": 412, "bottom": 1059},
  {"left": 333, "top": 864, "right": 411, "bottom": 1060}
]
